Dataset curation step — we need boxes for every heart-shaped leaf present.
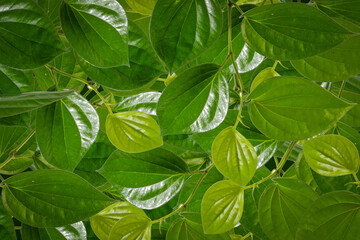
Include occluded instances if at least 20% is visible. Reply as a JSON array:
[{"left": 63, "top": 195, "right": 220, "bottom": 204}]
[{"left": 108, "top": 214, "right": 151, "bottom": 240}]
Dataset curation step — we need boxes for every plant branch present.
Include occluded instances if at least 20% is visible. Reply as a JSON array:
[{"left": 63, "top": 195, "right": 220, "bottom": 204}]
[
  {"left": 352, "top": 172, "right": 360, "bottom": 186},
  {"left": 338, "top": 79, "right": 347, "bottom": 98}
]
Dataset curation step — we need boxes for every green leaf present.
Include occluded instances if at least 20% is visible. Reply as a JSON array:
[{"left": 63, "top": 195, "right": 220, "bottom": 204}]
[
  {"left": 303, "top": 134, "right": 359, "bottom": 176},
  {"left": 291, "top": 35, "right": 360, "bottom": 82},
  {"left": 157, "top": 64, "right": 229, "bottom": 135},
  {"left": 0, "top": 126, "right": 33, "bottom": 162},
  {"left": 248, "top": 76, "right": 354, "bottom": 140},
  {"left": 98, "top": 148, "right": 189, "bottom": 209},
  {"left": 163, "top": 134, "right": 205, "bottom": 153},
  {"left": 250, "top": 67, "right": 279, "bottom": 92},
  {"left": 108, "top": 214, "right": 151, "bottom": 240},
  {"left": 0, "top": 198, "right": 16, "bottom": 240},
  {"left": 105, "top": 111, "right": 163, "bottom": 153},
  {"left": 0, "top": 65, "right": 35, "bottom": 94},
  {"left": 0, "top": 154, "right": 33, "bottom": 175},
  {"left": 36, "top": 92, "right": 99, "bottom": 171},
  {"left": 76, "top": 21, "right": 164, "bottom": 94},
  {"left": 150, "top": 0, "right": 223, "bottom": 72},
  {"left": 0, "top": 0, "right": 64, "bottom": 69},
  {"left": 0, "top": 89, "right": 74, "bottom": 118},
  {"left": 60, "top": 0, "right": 128, "bottom": 67},
  {"left": 21, "top": 222, "right": 87, "bottom": 240},
  {"left": 34, "top": 0, "right": 63, "bottom": 26},
  {"left": 242, "top": 3, "right": 352, "bottom": 60},
  {"left": 114, "top": 92, "right": 161, "bottom": 115},
  {"left": 125, "top": 0, "right": 157, "bottom": 15},
  {"left": 337, "top": 122, "right": 360, "bottom": 152},
  {"left": 201, "top": 180, "right": 244, "bottom": 234},
  {"left": 2, "top": 170, "right": 114, "bottom": 227},
  {"left": 90, "top": 202, "right": 146, "bottom": 240},
  {"left": 258, "top": 178, "right": 318, "bottom": 240},
  {"left": 296, "top": 191, "right": 360, "bottom": 240},
  {"left": 212, "top": 127, "right": 257, "bottom": 185},
  {"left": 316, "top": 0, "right": 360, "bottom": 25}
]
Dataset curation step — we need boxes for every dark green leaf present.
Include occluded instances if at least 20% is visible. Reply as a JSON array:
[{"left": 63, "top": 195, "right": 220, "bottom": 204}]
[
  {"left": 0, "top": 66, "right": 35, "bottom": 94},
  {"left": 316, "top": 0, "right": 360, "bottom": 25},
  {"left": 34, "top": 0, "right": 63, "bottom": 25},
  {"left": 0, "top": 154, "right": 33, "bottom": 175},
  {"left": 0, "top": 198, "right": 16, "bottom": 240},
  {"left": 337, "top": 122, "right": 360, "bottom": 152},
  {"left": 0, "top": 126, "right": 33, "bottom": 162},
  {"left": 21, "top": 222, "right": 87, "bottom": 240},
  {"left": 108, "top": 214, "right": 151, "bottom": 240},
  {"left": 2, "top": 170, "right": 114, "bottom": 227}
]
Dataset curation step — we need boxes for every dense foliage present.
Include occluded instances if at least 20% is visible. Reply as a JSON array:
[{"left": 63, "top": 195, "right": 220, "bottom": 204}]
[{"left": 0, "top": 0, "right": 359, "bottom": 239}]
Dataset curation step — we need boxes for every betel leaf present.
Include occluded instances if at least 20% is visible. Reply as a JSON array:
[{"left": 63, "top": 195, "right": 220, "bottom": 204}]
[
  {"left": 0, "top": 0, "right": 64, "bottom": 69},
  {"left": 0, "top": 65, "right": 35, "bottom": 94},
  {"left": 2, "top": 170, "right": 115, "bottom": 227},
  {"left": 315, "top": 0, "right": 360, "bottom": 25},
  {"left": 0, "top": 154, "right": 33, "bottom": 175},
  {"left": 303, "top": 134, "right": 359, "bottom": 176},
  {"left": 105, "top": 111, "right": 163, "bottom": 153},
  {"left": 76, "top": 21, "right": 164, "bottom": 94},
  {"left": 248, "top": 76, "right": 354, "bottom": 140},
  {"left": 296, "top": 191, "right": 360, "bottom": 240},
  {"left": 258, "top": 178, "right": 318, "bottom": 240},
  {"left": 250, "top": 67, "right": 279, "bottom": 92},
  {"left": 36, "top": 92, "right": 99, "bottom": 171},
  {"left": 0, "top": 89, "right": 74, "bottom": 118},
  {"left": 0, "top": 126, "right": 32, "bottom": 162},
  {"left": 90, "top": 202, "right": 146, "bottom": 240},
  {"left": 201, "top": 180, "right": 244, "bottom": 234},
  {"left": 291, "top": 35, "right": 360, "bottom": 82},
  {"left": 157, "top": 64, "right": 229, "bottom": 135},
  {"left": 98, "top": 148, "right": 189, "bottom": 209},
  {"left": 150, "top": 0, "right": 223, "bottom": 72},
  {"left": 114, "top": 92, "right": 161, "bottom": 116},
  {"left": 212, "top": 127, "right": 257, "bottom": 186},
  {"left": 125, "top": 0, "right": 157, "bottom": 15},
  {"left": 60, "top": 0, "right": 128, "bottom": 67},
  {"left": 108, "top": 214, "right": 151, "bottom": 240},
  {"left": 0, "top": 197, "right": 16, "bottom": 240},
  {"left": 242, "top": 3, "right": 352, "bottom": 60},
  {"left": 21, "top": 222, "right": 87, "bottom": 240}
]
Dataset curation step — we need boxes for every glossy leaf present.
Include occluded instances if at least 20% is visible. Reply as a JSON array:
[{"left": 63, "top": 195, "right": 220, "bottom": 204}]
[
  {"left": 76, "top": 21, "right": 164, "bottom": 94},
  {"left": 316, "top": 0, "right": 360, "bottom": 25},
  {"left": 91, "top": 202, "right": 146, "bottom": 240},
  {"left": 201, "top": 180, "right": 244, "bottom": 234},
  {"left": 114, "top": 92, "right": 161, "bottom": 116},
  {"left": 0, "top": 66, "right": 35, "bottom": 94},
  {"left": 125, "top": 0, "right": 156, "bottom": 15},
  {"left": 212, "top": 127, "right": 257, "bottom": 185},
  {"left": 248, "top": 76, "right": 354, "bottom": 140},
  {"left": 0, "top": 198, "right": 16, "bottom": 240},
  {"left": 303, "top": 134, "right": 359, "bottom": 176},
  {"left": 36, "top": 92, "right": 99, "bottom": 171},
  {"left": 157, "top": 64, "right": 229, "bottom": 135},
  {"left": 105, "top": 111, "right": 163, "bottom": 153},
  {"left": 242, "top": 3, "right": 352, "bottom": 60},
  {"left": 296, "top": 191, "right": 360, "bottom": 240},
  {"left": 0, "top": 89, "right": 74, "bottom": 118},
  {"left": 291, "top": 35, "right": 360, "bottom": 82},
  {"left": 250, "top": 67, "right": 279, "bottom": 92},
  {"left": 60, "top": 0, "right": 128, "bottom": 67},
  {"left": 21, "top": 222, "right": 87, "bottom": 240},
  {"left": 258, "top": 178, "right": 318, "bottom": 240},
  {"left": 2, "top": 170, "right": 115, "bottom": 227},
  {"left": 108, "top": 214, "right": 151, "bottom": 240},
  {"left": 150, "top": 0, "right": 223, "bottom": 72},
  {"left": 0, "top": 0, "right": 64, "bottom": 69}
]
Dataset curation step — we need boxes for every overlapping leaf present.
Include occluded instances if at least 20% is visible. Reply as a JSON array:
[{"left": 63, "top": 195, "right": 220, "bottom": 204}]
[
  {"left": 108, "top": 214, "right": 151, "bottom": 240},
  {"left": 315, "top": 0, "right": 360, "bottom": 25},
  {"left": 21, "top": 222, "right": 87, "bottom": 240}
]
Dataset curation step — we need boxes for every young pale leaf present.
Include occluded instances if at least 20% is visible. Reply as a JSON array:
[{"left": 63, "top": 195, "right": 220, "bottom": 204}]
[
  {"left": 21, "top": 222, "right": 87, "bottom": 240},
  {"left": 242, "top": 3, "right": 352, "bottom": 60},
  {"left": 157, "top": 64, "right": 229, "bottom": 135},
  {"left": 36, "top": 92, "right": 99, "bottom": 171},
  {"left": 250, "top": 67, "right": 279, "bottom": 92},
  {"left": 125, "top": 0, "right": 157, "bottom": 15},
  {"left": 296, "top": 191, "right": 360, "bottom": 240},
  {"left": 114, "top": 92, "right": 161, "bottom": 115},
  {"left": 0, "top": 90, "right": 74, "bottom": 118},
  {"left": 201, "top": 180, "right": 244, "bottom": 234},
  {"left": 0, "top": 198, "right": 16, "bottom": 240},
  {"left": 315, "top": 0, "right": 360, "bottom": 25},
  {"left": 150, "top": 0, "right": 222, "bottom": 72},
  {"left": 106, "top": 111, "right": 163, "bottom": 153},
  {"left": 108, "top": 214, "right": 151, "bottom": 240},
  {"left": 0, "top": 0, "right": 64, "bottom": 69},
  {"left": 258, "top": 178, "right": 318, "bottom": 240},
  {"left": 212, "top": 127, "right": 257, "bottom": 186},
  {"left": 303, "top": 134, "right": 359, "bottom": 176},
  {"left": 76, "top": 21, "right": 164, "bottom": 94},
  {"left": 248, "top": 76, "right": 354, "bottom": 140},
  {"left": 2, "top": 170, "right": 115, "bottom": 227},
  {"left": 60, "top": 0, "right": 128, "bottom": 67},
  {"left": 291, "top": 35, "right": 360, "bottom": 82},
  {"left": 91, "top": 202, "right": 146, "bottom": 240}
]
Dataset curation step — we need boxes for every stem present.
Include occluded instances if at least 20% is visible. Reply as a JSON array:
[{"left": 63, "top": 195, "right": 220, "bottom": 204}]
[
  {"left": 234, "top": 92, "right": 248, "bottom": 128},
  {"left": 272, "top": 60, "right": 279, "bottom": 70},
  {"left": 0, "top": 175, "right": 4, "bottom": 182},
  {"left": 338, "top": 79, "right": 347, "bottom": 98},
  {"left": 231, "top": 2, "right": 245, "bottom": 15},
  {"left": 244, "top": 141, "right": 297, "bottom": 190},
  {"left": 352, "top": 173, "right": 360, "bottom": 186},
  {"left": 12, "top": 154, "right": 35, "bottom": 159}
]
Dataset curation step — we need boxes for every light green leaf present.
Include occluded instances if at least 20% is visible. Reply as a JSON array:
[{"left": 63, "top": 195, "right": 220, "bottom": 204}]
[
  {"left": 248, "top": 76, "right": 354, "bottom": 140},
  {"left": 296, "top": 191, "right": 360, "bottom": 240},
  {"left": 201, "top": 180, "right": 244, "bottom": 234},
  {"left": 91, "top": 202, "right": 146, "bottom": 240},
  {"left": 0, "top": 0, "right": 64, "bottom": 69},
  {"left": 212, "top": 127, "right": 257, "bottom": 185},
  {"left": 60, "top": 0, "right": 128, "bottom": 67},
  {"left": 315, "top": 0, "right": 360, "bottom": 25},
  {"left": 76, "top": 21, "right": 164, "bottom": 94},
  {"left": 250, "top": 67, "right": 279, "bottom": 92},
  {"left": 0, "top": 89, "right": 74, "bottom": 118},
  {"left": 36, "top": 92, "right": 99, "bottom": 171},
  {"left": 125, "top": 0, "right": 156, "bottom": 15},
  {"left": 2, "top": 170, "right": 115, "bottom": 227},
  {"left": 114, "top": 92, "right": 161, "bottom": 116},
  {"left": 21, "top": 222, "right": 87, "bottom": 240},
  {"left": 157, "top": 64, "right": 229, "bottom": 135},
  {"left": 150, "top": 0, "right": 223, "bottom": 72},
  {"left": 108, "top": 214, "right": 151, "bottom": 240},
  {"left": 303, "top": 134, "right": 359, "bottom": 176},
  {"left": 291, "top": 35, "right": 360, "bottom": 82},
  {"left": 258, "top": 178, "right": 318, "bottom": 240},
  {"left": 242, "top": 3, "right": 352, "bottom": 60},
  {"left": 0, "top": 198, "right": 16, "bottom": 240},
  {"left": 105, "top": 111, "right": 163, "bottom": 153},
  {"left": 0, "top": 153, "right": 33, "bottom": 175}
]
